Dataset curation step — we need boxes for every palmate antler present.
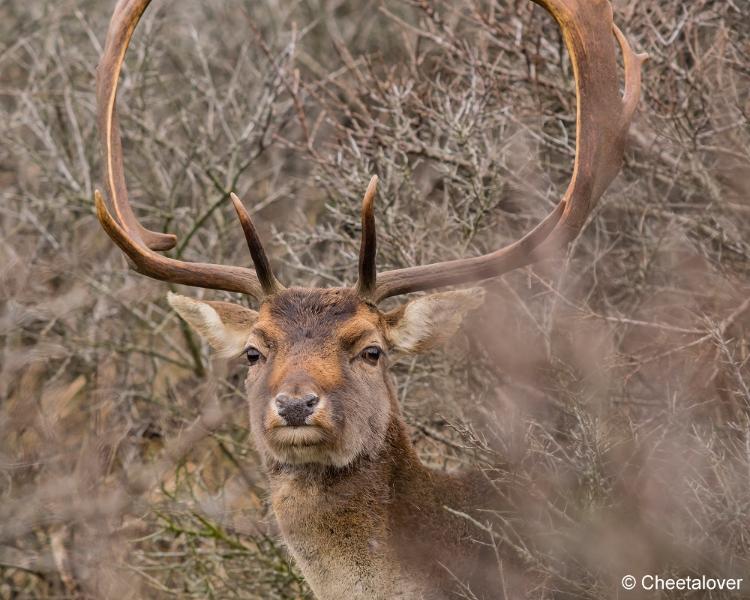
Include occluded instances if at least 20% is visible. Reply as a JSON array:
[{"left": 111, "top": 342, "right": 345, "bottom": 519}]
[
  {"left": 355, "top": 0, "right": 647, "bottom": 302},
  {"left": 94, "top": 0, "right": 281, "bottom": 300},
  {"left": 95, "top": 0, "right": 646, "bottom": 304}
]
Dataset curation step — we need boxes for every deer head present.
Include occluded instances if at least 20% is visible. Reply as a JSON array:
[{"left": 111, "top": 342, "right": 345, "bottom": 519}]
[
  {"left": 94, "top": 0, "right": 646, "bottom": 470},
  {"left": 166, "top": 285, "right": 484, "bottom": 467}
]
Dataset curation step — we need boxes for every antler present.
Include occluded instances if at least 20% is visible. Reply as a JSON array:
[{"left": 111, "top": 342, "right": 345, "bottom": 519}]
[
  {"left": 94, "top": 0, "right": 645, "bottom": 304},
  {"left": 354, "top": 176, "right": 379, "bottom": 298},
  {"left": 94, "top": 0, "right": 281, "bottom": 300},
  {"left": 358, "top": 0, "right": 647, "bottom": 303}
]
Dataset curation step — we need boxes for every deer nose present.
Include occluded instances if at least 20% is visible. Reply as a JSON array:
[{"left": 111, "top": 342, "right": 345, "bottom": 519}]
[{"left": 274, "top": 393, "right": 319, "bottom": 427}]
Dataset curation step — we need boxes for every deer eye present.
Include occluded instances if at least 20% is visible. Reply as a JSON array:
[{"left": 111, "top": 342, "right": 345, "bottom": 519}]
[
  {"left": 360, "top": 346, "right": 382, "bottom": 365},
  {"left": 245, "top": 346, "right": 263, "bottom": 365}
]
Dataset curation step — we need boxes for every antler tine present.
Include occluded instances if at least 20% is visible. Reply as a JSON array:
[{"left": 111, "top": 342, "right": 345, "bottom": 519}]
[
  {"left": 614, "top": 25, "right": 649, "bottom": 127},
  {"left": 230, "top": 193, "right": 284, "bottom": 296},
  {"left": 95, "top": 0, "right": 279, "bottom": 301},
  {"left": 95, "top": 191, "right": 265, "bottom": 295},
  {"left": 369, "top": 0, "right": 646, "bottom": 303},
  {"left": 354, "top": 176, "right": 379, "bottom": 299}
]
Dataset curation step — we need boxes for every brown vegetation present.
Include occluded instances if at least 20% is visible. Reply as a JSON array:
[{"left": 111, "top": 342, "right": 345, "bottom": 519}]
[{"left": 1, "top": 0, "right": 748, "bottom": 598}]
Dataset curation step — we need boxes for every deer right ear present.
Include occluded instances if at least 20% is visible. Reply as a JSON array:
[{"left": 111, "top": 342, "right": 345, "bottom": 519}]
[
  {"left": 385, "top": 288, "right": 485, "bottom": 354},
  {"left": 167, "top": 292, "right": 258, "bottom": 358}
]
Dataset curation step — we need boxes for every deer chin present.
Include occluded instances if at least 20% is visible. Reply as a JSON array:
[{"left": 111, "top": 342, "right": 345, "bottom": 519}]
[
  {"left": 264, "top": 424, "right": 336, "bottom": 466},
  {"left": 268, "top": 425, "right": 328, "bottom": 447},
  {"left": 263, "top": 423, "right": 368, "bottom": 468}
]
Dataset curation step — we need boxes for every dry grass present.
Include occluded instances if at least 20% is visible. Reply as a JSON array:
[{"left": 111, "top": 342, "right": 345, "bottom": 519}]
[{"left": 1, "top": 0, "right": 749, "bottom": 598}]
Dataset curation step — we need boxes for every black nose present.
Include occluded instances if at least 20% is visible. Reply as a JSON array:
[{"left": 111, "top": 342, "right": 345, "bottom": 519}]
[{"left": 275, "top": 393, "right": 319, "bottom": 427}]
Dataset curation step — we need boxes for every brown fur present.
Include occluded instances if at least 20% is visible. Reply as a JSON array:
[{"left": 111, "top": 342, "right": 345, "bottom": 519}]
[{"left": 171, "top": 287, "right": 513, "bottom": 599}]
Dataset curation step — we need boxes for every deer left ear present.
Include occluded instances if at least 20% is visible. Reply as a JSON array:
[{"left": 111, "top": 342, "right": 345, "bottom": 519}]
[
  {"left": 385, "top": 288, "right": 486, "bottom": 354},
  {"left": 167, "top": 292, "right": 258, "bottom": 358}
]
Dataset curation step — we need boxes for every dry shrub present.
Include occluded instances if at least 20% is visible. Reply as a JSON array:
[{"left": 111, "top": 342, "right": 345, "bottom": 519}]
[{"left": 1, "top": 0, "right": 748, "bottom": 598}]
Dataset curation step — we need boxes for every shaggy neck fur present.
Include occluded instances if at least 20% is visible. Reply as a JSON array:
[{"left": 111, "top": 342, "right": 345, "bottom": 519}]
[{"left": 266, "top": 413, "right": 499, "bottom": 600}]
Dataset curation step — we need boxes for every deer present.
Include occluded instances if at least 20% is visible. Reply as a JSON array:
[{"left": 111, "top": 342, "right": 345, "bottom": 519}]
[{"left": 93, "top": 0, "right": 646, "bottom": 597}]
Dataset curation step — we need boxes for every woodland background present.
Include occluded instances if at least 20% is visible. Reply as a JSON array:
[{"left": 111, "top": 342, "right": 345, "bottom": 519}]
[{"left": 1, "top": 0, "right": 749, "bottom": 598}]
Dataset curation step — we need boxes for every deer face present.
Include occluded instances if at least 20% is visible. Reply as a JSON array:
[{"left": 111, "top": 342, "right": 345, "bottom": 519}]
[{"left": 169, "top": 286, "right": 483, "bottom": 468}]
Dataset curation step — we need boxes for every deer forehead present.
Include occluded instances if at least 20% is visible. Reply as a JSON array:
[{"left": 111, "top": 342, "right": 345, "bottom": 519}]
[
  {"left": 255, "top": 288, "right": 383, "bottom": 349},
  {"left": 249, "top": 288, "right": 384, "bottom": 393}
]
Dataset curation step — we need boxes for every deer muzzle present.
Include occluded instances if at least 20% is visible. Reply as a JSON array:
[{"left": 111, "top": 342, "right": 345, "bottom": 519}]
[{"left": 274, "top": 393, "right": 320, "bottom": 427}]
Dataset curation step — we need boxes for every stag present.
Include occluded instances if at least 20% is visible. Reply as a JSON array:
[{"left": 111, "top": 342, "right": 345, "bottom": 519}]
[{"left": 94, "top": 0, "right": 645, "bottom": 597}]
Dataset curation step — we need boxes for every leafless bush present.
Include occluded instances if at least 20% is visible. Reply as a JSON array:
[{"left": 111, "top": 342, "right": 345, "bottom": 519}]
[{"left": 1, "top": 0, "right": 748, "bottom": 598}]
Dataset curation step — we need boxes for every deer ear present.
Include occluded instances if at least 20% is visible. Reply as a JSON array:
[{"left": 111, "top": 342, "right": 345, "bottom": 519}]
[
  {"left": 385, "top": 288, "right": 485, "bottom": 354},
  {"left": 167, "top": 292, "right": 258, "bottom": 358}
]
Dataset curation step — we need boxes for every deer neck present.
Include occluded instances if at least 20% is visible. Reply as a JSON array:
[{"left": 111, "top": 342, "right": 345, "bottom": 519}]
[{"left": 266, "top": 415, "right": 431, "bottom": 599}]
